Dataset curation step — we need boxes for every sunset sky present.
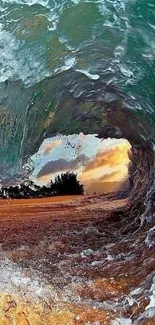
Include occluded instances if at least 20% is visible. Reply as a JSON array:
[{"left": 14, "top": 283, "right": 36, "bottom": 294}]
[{"left": 31, "top": 134, "right": 130, "bottom": 193}]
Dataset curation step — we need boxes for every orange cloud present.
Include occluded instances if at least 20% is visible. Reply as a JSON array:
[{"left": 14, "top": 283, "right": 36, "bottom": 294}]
[
  {"left": 85, "top": 142, "right": 130, "bottom": 170},
  {"left": 79, "top": 142, "right": 130, "bottom": 183},
  {"left": 98, "top": 170, "right": 121, "bottom": 182}
]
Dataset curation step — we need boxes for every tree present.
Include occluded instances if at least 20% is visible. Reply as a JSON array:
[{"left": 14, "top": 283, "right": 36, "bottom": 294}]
[
  {"left": 53, "top": 172, "right": 84, "bottom": 195},
  {"left": 0, "top": 172, "right": 84, "bottom": 199}
]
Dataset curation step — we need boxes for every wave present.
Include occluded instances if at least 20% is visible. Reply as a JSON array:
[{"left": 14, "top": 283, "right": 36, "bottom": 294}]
[{"left": 0, "top": 0, "right": 155, "bottom": 323}]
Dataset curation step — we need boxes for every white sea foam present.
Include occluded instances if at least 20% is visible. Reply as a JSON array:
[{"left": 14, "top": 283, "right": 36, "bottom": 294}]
[
  {"left": 112, "top": 318, "right": 132, "bottom": 325},
  {"left": 2, "top": 0, "right": 49, "bottom": 7},
  {"left": 53, "top": 57, "right": 76, "bottom": 75},
  {"left": 145, "top": 226, "right": 155, "bottom": 248},
  {"left": 0, "top": 255, "right": 54, "bottom": 301},
  {"left": 76, "top": 69, "right": 100, "bottom": 80},
  {"left": 145, "top": 275, "right": 155, "bottom": 310},
  {"left": 0, "top": 24, "right": 49, "bottom": 84}
]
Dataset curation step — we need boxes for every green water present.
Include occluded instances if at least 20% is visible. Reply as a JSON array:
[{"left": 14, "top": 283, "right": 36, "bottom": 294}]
[{"left": 0, "top": 0, "right": 155, "bottom": 181}]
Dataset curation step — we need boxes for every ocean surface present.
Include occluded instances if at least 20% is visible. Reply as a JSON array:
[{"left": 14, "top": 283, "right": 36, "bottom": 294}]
[{"left": 0, "top": 0, "right": 155, "bottom": 324}]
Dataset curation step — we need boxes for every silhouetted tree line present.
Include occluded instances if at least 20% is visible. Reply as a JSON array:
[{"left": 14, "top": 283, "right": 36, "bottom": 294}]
[{"left": 0, "top": 172, "right": 84, "bottom": 199}]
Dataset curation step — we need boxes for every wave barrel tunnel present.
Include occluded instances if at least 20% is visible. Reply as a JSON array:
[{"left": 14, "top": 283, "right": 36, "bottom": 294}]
[{"left": 0, "top": 0, "right": 155, "bottom": 324}]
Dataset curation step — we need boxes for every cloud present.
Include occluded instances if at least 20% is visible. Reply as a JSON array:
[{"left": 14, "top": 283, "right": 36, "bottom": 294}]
[
  {"left": 37, "top": 154, "right": 89, "bottom": 178},
  {"left": 81, "top": 170, "right": 129, "bottom": 194},
  {"left": 84, "top": 143, "right": 130, "bottom": 172},
  {"left": 42, "top": 139, "right": 62, "bottom": 155},
  {"left": 79, "top": 142, "right": 130, "bottom": 182},
  {"left": 98, "top": 170, "right": 121, "bottom": 182}
]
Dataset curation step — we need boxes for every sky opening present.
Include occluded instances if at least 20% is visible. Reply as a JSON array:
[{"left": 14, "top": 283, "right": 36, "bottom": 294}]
[{"left": 31, "top": 133, "right": 131, "bottom": 194}]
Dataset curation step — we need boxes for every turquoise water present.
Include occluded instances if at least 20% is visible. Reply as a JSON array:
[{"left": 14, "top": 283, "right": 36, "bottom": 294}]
[{"left": 0, "top": 0, "right": 155, "bottom": 180}]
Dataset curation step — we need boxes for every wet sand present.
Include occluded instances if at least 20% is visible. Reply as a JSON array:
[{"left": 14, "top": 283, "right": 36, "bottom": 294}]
[{"left": 0, "top": 195, "right": 155, "bottom": 324}]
